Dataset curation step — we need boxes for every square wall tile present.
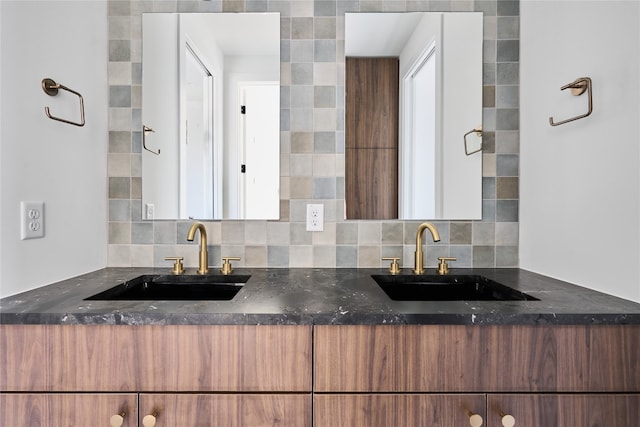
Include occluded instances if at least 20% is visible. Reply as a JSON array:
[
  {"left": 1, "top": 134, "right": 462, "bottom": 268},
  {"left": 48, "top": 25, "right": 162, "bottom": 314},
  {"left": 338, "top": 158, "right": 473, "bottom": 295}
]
[
  {"left": 268, "top": 246, "right": 290, "bottom": 267},
  {"left": 107, "top": 0, "right": 519, "bottom": 270},
  {"left": 336, "top": 245, "right": 357, "bottom": 267}
]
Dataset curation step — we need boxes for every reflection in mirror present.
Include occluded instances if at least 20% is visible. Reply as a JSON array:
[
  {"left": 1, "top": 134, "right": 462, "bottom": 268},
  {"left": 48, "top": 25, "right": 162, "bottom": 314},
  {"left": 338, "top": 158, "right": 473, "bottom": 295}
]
[
  {"left": 142, "top": 13, "right": 280, "bottom": 220},
  {"left": 345, "top": 13, "right": 483, "bottom": 220}
]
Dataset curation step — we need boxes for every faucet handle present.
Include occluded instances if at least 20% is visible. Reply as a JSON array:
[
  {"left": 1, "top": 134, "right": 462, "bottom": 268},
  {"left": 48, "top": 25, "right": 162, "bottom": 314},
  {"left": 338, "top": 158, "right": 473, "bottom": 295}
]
[
  {"left": 437, "top": 257, "right": 456, "bottom": 275},
  {"left": 221, "top": 257, "right": 241, "bottom": 275},
  {"left": 382, "top": 257, "right": 401, "bottom": 275},
  {"left": 164, "top": 257, "right": 185, "bottom": 275}
]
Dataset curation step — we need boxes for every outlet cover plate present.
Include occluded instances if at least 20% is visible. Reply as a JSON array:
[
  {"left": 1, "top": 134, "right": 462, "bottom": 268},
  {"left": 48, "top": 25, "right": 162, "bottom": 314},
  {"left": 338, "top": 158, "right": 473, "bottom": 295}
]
[
  {"left": 306, "top": 203, "right": 324, "bottom": 232},
  {"left": 21, "top": 201, "right": 44, "bottom": 240}
]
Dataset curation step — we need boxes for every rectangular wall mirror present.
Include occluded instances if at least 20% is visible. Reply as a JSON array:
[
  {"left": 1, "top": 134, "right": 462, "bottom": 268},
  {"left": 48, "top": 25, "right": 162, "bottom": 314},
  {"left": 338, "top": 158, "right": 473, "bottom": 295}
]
[
  {"left": 141, "top": 13, "right": 280, "bottom": 220},
  {"left": 345, "top": 12, "right": 483, "bottom": 220}
]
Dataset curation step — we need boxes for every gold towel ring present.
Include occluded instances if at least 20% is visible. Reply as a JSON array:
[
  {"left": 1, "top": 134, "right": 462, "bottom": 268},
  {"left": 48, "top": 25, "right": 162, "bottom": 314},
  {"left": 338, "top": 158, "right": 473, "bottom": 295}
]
[
  {"left": 549, "top": 77, "right": 593, "bottom": 126},
  {"left": 42, "top": 78, "right": 85, "bottom": 127},
  {"left": 142, "top": 125, "right": 160, "bottom": 155},
  {"left": 464, "top": 126, "right": 483, "bottom": 156}
]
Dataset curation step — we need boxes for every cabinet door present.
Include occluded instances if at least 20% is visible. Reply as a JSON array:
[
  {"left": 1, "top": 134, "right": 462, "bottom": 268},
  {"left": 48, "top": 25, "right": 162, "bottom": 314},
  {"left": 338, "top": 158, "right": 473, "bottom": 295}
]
[
  {"left": 314, "top": 394, "right": 485, "bottom": 427},
  {"left": 139, "top": 393, "right": 311, "bottom": 426},
  {"left": 314, "top": 325, "right": 486, "bottom": 392},
  {"left": 134, "top": 325, "right": 312, "bottom": 392},
  {"left": 488, "top": 394, "right": 640, "bottom": 427},
  {"left": 1, "top": 324, "right": 312, "bottom": 392},
  {"left": 0, "top": 393, "right": 137, "bottom": 426},
  {"left": 314, "top": 325, "right": 640, "bottom": 393}
]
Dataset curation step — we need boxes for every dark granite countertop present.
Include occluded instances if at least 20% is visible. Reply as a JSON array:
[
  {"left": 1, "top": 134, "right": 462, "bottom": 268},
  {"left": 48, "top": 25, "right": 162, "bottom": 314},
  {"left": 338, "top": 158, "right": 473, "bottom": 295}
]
[{"left": 1, "top": 268, "right": 640, "bottom": 325}]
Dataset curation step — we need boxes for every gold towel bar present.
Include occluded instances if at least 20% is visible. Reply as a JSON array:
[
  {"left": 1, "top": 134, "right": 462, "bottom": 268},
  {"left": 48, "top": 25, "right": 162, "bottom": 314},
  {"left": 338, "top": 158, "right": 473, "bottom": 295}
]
[
  {"left": 42, "top": 78, "right": 85, "bottom": 127},
  {"left": 549, "top": 77, "right": 593, "bottom": 126}
]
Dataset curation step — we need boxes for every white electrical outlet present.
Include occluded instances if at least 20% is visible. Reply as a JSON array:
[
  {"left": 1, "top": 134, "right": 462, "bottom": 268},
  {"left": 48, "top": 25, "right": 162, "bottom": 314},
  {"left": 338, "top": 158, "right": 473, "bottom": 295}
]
[
  {"left": 306, "top": 203, "right": 324, "bottom": 231},
  {"left": 21, "top": 201, "right": 44, "bottom": 240},
  {"left": 146, "top": 203, "right": 155, "bottom": 220}
]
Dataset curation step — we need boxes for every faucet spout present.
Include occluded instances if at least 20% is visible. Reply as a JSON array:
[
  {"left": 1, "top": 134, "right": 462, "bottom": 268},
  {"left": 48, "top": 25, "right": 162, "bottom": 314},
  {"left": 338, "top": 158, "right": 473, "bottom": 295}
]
[
  {"left": 413, "top": 222, "right": 440, "bottom": 274},
  {"left": 187, "top": 222, "right": 208, "bottom": 275}
]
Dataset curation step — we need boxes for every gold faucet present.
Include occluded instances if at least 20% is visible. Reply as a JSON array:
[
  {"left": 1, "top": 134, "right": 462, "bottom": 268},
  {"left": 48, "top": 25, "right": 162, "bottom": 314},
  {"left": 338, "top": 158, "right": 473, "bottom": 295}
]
[
  {"left": 187, "top": 222, "right": 208, "bottom": 275},
  {"left": 413, "top": 222, "right": 441, "bottom": 274}
]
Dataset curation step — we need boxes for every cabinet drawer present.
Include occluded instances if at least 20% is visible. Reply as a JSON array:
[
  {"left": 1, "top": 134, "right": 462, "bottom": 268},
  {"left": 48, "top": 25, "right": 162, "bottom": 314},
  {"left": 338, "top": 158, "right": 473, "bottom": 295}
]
[
  {"left": 0, "top": 393, "right": 137, "bottom": 426},
  {"left": 140, "top": 393, "right": 311, "bottom": 426},
  {"left": 1, "top": 324, "right": 312, "bottom": 392},
  {"left": 314, "top": 394, "right": 485, "bottom": 427},
  {"left": 488, "top": 394, "right": 640, "bottom": 427},
  {"left": 314, "top": 325, "right": 640, "bottom": 392}
]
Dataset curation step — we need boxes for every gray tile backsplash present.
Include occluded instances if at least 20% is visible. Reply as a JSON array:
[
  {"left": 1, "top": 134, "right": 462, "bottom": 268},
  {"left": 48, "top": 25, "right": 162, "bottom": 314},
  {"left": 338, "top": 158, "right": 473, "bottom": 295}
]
[{"left": 108, "top": 0, "right": 519, "bottom": 270}]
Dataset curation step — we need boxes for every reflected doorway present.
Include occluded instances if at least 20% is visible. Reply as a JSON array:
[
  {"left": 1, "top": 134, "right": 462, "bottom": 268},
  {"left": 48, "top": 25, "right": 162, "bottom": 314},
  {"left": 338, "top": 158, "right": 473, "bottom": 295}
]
[
  {"left": 183, "top": 44, "right": 214, "bottom": 219},
  {"left": 400, "top": 42, "right": 438, "bottom": 219},
  {"left": 238, "top": 82, "right": 279, "bottom": 219}
]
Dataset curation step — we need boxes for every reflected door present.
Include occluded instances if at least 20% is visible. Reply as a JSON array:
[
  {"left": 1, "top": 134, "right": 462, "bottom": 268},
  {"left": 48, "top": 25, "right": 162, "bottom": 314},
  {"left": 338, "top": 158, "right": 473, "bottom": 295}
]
[
  {"left": 238, "top": 83, "right": 279, "bottom": 220},
  {"left": 183, "top": 46, "right": 213, "bottom": 219},
  {"left": 402, "top": 44, "right": 437, "bottom": 219}
]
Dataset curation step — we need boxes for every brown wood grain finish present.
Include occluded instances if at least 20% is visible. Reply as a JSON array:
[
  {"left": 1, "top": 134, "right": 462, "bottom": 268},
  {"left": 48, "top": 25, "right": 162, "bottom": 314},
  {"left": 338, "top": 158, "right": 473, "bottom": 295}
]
[
  {"left": 0, "top": 324, "right": 138, "bottom": 391},
  {"left": 0, "top": 325, "right": 312, "bottom": 392},
  {"left": 135, "top": 324, "right": 311, "bottom": 392},
  {"left": 345, "top": 148, "right": 398, "bottom": 219},
  {"left": 488, "top": 394, "right": 640, "bottom": 427},
  {"left": 314, "top": 394, "right": 485, "bottom": 427},
  {"left": 345, "top": 57, "right": 399, "bottom": 150},
  {"left": 0, "top": 393, "right": 138, "bottom": 427},
  {"left": 140, "top": 394, "right": 311, "bottom": 427},
  {"left": 314, "top": 325, "right": 640, "bottom": 392},
  {"left": 345, "top": 57, "right": 399, "bottom": 219}
]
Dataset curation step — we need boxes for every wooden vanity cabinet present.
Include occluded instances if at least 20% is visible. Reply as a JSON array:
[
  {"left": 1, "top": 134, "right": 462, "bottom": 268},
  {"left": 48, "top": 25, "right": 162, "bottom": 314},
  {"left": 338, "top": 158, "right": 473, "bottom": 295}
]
[
  {"left": 314, "top": 325, "right": 640, "bottom": 427},
  {"left": 0, "top": 324, "right": 312, "bottom": 426},
  {"left": 3, "top": 323, "right": 639, "bottom": 425}
]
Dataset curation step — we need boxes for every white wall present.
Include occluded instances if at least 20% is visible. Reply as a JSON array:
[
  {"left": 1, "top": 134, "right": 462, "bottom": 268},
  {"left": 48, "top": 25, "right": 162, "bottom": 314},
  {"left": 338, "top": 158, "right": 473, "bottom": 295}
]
[
  {"left": 0, "top": 1, "right": 108, "bottom": 298},
  {"left": 0, "top": 3, "right": 3, "bottom": 290},
  {"left": 141, "top": 14, "right": 180, "bottom": 219},
  {"left": 520, "top": 1, "right": 640, "bottom": 302},
  {"left": 397, "top": 13, "right": 483, "bottom": 220},
  {"left": 440, "top": 13, "right": 483, "bottom": 219}
]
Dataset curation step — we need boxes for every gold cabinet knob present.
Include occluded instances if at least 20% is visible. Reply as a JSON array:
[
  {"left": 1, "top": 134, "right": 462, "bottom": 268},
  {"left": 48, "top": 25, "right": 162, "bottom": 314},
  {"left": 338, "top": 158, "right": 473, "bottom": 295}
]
[
  {"left": 221, "top": 257, "right": 241, "bottom": 275},
  {"left": 437, "top": 257, "right": 456, "bottom": 275},
  {"left": 468, "top": 412, "right": 483, "bottom": 427},
  {"left": 382, "top": 257, "right": 401, "bottom": 274},
  {"left": 500, "top": 413, "right": 516, "bottom": 427},
  {"left": 110, "top": 412, "right": 125, "bottom": 427},
  {"left": 164, "top": 256, "right": 185, "bottom": 275},
  {"left": 142, "top": 413, "right": 157, "bottom": 427}
]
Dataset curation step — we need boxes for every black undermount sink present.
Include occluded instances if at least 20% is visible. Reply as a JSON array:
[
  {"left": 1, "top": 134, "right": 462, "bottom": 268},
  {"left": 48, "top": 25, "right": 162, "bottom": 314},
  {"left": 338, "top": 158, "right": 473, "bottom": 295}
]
[
  {"left": 372, "top": 274, "right": 539, "bottom": 301},
  {"left": 85, "top": 274, "right": 251, "bottom": 301}
]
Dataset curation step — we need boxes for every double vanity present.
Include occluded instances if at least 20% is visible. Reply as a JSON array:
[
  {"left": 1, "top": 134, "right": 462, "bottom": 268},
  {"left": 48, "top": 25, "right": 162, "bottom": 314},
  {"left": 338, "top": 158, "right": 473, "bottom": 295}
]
[
  {"left": 1, "top": 223, "right": 639, "bottom": 425},
  {"left": 2, "top": 261, "right": 640, "bottom": 426}
]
